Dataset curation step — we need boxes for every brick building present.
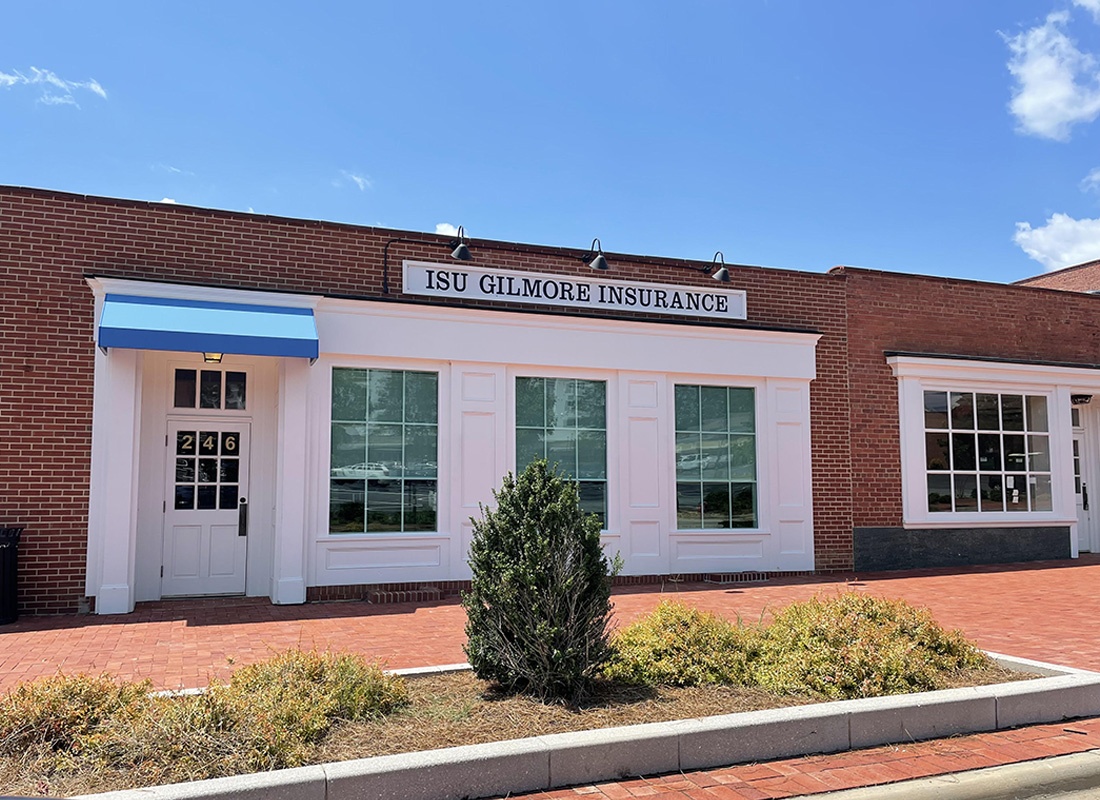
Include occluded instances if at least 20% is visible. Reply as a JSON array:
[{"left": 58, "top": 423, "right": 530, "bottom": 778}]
[{"left": 3, "top": 186, "right": 1098, "bottom": 615}]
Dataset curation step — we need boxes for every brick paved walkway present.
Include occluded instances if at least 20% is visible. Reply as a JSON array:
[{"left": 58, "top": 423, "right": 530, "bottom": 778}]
[{"left": 1, "top": 556, "right": 1099, "bottom": 798}]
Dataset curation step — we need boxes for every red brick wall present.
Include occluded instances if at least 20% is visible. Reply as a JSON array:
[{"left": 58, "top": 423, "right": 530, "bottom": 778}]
[
  {"left": 842, "top": 267, "right": 1100, "bottom": 527},
  {"left": 1015, "top": 260, "right": 1100, "bottom": 293},
  {"left": 2, "top": 186, "right": 858, "bottom": 612}
]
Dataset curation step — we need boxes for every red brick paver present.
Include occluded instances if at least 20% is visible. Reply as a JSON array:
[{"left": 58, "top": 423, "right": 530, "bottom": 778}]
[
  {"left": 506, "top": 716, "right": 1100, "bottom": 799},
  {"left": 2, "top": 557, "right": 1100, "bottom": 797}
]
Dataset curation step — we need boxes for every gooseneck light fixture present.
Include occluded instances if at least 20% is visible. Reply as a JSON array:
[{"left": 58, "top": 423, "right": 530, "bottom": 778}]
[
  {"left": 450, "top": 226, "right": 472, "bottom": 261},
  {"left": 711, "top": 251, "right": 731, "bottom": 283},
  {"left": 382, "top": 225, "right": 473, "bottom": 294},
  {"left": 585, "top": 238, "right": 610, "bottom": 271}
]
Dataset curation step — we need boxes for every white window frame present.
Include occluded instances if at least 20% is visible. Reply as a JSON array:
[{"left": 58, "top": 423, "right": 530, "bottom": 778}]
[{"left": 890, "top": 355, "right": 1080, "bottom": 528}]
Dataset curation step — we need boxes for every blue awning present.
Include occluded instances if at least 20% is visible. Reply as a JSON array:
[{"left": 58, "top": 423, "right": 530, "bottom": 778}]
[{"left": 97, "top": 294, "right": 319, "bottom": 359}]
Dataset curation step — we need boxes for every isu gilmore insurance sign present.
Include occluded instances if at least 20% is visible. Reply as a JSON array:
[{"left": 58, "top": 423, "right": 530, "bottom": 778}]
[{"left": 402, "top": 261, "right": 747, "bottom": 321}]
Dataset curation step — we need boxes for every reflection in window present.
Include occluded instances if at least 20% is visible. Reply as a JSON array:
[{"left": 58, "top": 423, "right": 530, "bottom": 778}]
[
  {"left": 923, "top": 390, "right": 1051, "bottom": 513},
  {"left": 174, "top": 368, "right": 247, "bottom": 410},
  {"left": 330, "top": 368, "right": 438, "bottom": 533},
  {"left": 515, "top": 377, "right": 607, "bottom": 525},
  {"left": 675, "top": 385, "right": 756, "bottom": 529}
]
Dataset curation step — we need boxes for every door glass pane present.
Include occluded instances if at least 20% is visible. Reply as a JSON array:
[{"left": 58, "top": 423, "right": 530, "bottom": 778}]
[
  {"left": 200, "top": 371, "right": 222, "bottom": 409},
  {"left": 225, "top": 372, "right": 247, "bottom": 410},
  {"left": 196, "top": 485, "right": 217, "bottom": 510},
  {"left": 220, "top": 431, "right": 240, "bottom": 455},
  {"left": 198, "top": 432, "right": 219, "bottom": 456},
  {"left": 175, "top": 485, "right": 195, "bottom": 510},
  {"left": 176, "top": 431, "right": 197, "bottom": 456},
  {"left": 197, "top": 459, "right": 218, "bottom": 483},
  {"left": 219, "top": 485, "right": 239, "bottom": 510},
  {"left": 174, "top": 369, "right": 196, "bottom": 408},
  {"left": 175, "top": 458, "right": 195, "bottom": 482},
  {"left": 219, "top": 458, "right": 239, "bottom": 483}
]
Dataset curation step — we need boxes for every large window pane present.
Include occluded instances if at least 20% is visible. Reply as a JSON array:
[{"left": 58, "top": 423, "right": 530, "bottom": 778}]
[
  {"left": 516, "top": 377, "right": 607, "bottom": 524},
  {"left": 330, "top": 368, "right": 437, "bottom": 533},
  {"left": 675, "top": 385, "right": 756, "bottom": 529},
  {"left": 923, "top": 390, "right": 1052, "bottom": 516}
]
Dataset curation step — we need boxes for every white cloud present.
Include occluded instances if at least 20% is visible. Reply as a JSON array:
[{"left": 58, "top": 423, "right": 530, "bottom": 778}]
[
  {"left": 336, "top": 170, "right": 372, "bottom": 191},
  {"left": 0, "top": 66, "right": 107, "bottom": 108},
  {"left": 1014, "top": 212, "right": 1100, "bottom": 269},
  {"left": 434, "top": 223, "right": 459, "bottom": 236},
  {"left": 1003, "top": 11, "right": 1100, "bottom": 140},
  {"left": 1074, "top": 0, "right": 1100, "bottom": 23},
  {"left": 1081, "top": 167, "right": 1100, "bottom": 192},
  {"left": 158, "top": 197, "right": 177, "bottom": 204}
]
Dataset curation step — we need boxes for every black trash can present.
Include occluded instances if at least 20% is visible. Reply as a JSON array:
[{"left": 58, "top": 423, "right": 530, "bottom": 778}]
[{"left": 0, "top": 526, "right": 24, "bottom": 625}]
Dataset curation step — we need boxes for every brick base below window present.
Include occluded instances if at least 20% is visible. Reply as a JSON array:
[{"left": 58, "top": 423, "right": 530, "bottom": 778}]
[{"left": 853, "top": 526, "right": 1071, "bottom": 572}]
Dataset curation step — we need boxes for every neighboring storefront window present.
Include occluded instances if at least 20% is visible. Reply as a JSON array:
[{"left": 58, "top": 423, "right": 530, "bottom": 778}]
[
  {"left": 329, "top": 368, "right": 438, "bottom": 533},
  {"left": 515, "top": 377, "right": 607, "bottom": 524},
  {"left": 675, "top": 385, "right": 757, "bottom": 529},
  {"left": 924, "top": 391, "right": 1051, "bottom": 513}
]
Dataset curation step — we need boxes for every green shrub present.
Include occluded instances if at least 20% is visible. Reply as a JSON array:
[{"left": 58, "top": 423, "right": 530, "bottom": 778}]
[
  {"left": 0, "top": 650, "right": 409, "bottom": 785},
  {"left": 604, "top": 601, "right": 757, "bottom": 686},
  {"left": 0, "top": 673, "right": 152, "bottom": 755},
  {"left": 463, "top": 460, "right": 621, "bottom": 700},
  {"left": 752, "top": 593, "right": 989, "bottom": 699}
]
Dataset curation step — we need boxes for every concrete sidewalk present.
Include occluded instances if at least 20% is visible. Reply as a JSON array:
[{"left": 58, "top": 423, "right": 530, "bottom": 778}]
[{"left": 4, "top": 556, "right": 1100, "bottom": 798}]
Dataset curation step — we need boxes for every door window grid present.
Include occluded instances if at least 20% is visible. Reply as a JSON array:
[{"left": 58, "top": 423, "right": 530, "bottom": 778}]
[
  {"left": 174, "top": 430, "right": 241, "bottom": 510},
  {"left": 515, "top": 377, "right": 608, "bottom": 525},
  {"left": 174, "top": 369, "right": 247, "bottom": 410},
  {"left": 923, "top": 391, "right": 1052, "bottom": 513},
  {"left": 674, "top": 385, "right": 757, "bottom": 530},
  {"left": 329, "top": 368, "right": 438, "bottom": 533}
]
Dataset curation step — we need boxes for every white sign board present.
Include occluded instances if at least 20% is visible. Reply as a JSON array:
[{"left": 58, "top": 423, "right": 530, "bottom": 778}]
[{"left": 402, "top": 261, "right": 747, "bottom": 321}]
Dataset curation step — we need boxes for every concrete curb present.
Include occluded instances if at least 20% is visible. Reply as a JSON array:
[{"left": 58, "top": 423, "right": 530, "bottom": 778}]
[{"left": 73, "top": 655, "right": 1100, "bottom": 800}]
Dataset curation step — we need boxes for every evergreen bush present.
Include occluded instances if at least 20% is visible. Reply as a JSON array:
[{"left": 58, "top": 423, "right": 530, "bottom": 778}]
[{"left": 462, "top": 459, "right": 620, "bottom": 700}]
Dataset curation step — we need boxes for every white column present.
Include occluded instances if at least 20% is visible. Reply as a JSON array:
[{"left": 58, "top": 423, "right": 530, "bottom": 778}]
[
  {"left": 271, "top": 358, "right": 309, "bottom": 603},
  {"left": 88, "top": 348, "right": 142, "bottom": 614}
]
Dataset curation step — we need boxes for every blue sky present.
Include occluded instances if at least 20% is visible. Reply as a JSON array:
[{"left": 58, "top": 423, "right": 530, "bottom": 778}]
[{"left": 5, "top": 2, "right": 1100, "bottom": 282}]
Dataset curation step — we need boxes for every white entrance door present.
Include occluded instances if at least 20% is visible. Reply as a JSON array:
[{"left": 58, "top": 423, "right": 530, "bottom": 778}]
[
  {"left": 163, "top": 421, "right": 250, "bottom": 596},
  {"left": 1074, "top": 432, "right": 1095, "bottom": 553}
]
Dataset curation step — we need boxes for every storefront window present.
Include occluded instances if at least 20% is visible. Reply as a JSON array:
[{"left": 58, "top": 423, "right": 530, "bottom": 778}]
[
  {"left": 330, "top": 368, "right": 438, "bottom": 533},
  {"left": 515, "top": 377, "right": 607, "bottom": 524},
  {"left": 174, "top": 368, "right": 247, "bottom": 410},
  {"left": 924, "top": 390, "right": 1051, "bottom": 513},
  {"left": 675, "top": 385, "right": 757, "bottom": 529}
]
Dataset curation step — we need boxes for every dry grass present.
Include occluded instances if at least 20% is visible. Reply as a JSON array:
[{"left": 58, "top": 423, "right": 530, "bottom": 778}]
[{"left": 1, "top": 662, "right": 1028, "bottom": 798}]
